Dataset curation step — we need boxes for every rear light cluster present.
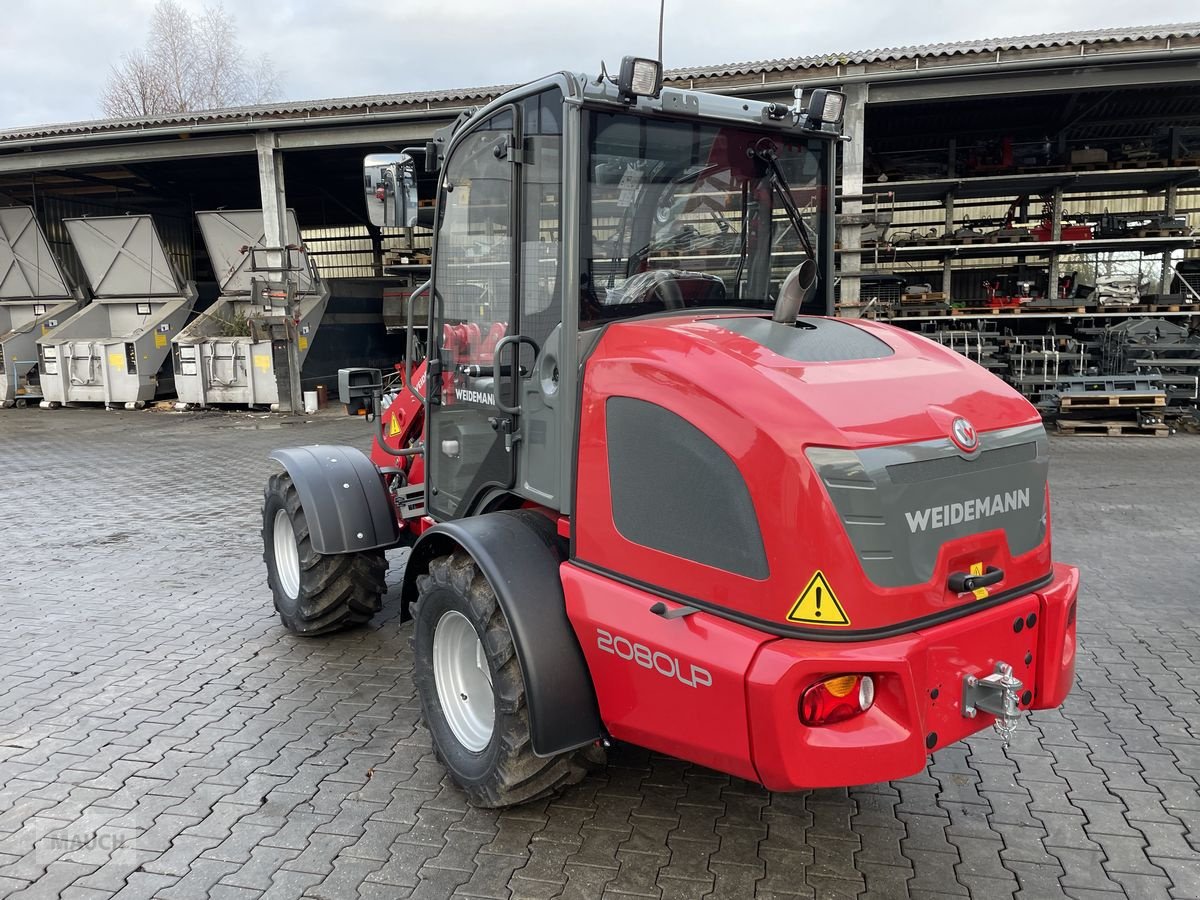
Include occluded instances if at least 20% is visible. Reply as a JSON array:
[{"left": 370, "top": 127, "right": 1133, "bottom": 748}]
[{"left": 800, "top": 674, "right": 875, "bottom": 726}]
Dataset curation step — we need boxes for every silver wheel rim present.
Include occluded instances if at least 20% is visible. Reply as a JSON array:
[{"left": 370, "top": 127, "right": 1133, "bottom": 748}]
[
  {"left": 432, "top": 610, "right": 495, "bottom": 752},
  {"left": 273, "top": 509, "right": 301, "bottom": 600}
]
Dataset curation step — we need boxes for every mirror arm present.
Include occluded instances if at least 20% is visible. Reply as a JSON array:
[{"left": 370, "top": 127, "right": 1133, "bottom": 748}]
[{"left": 406, "top": 281, "right": 431, "bottom": 404}]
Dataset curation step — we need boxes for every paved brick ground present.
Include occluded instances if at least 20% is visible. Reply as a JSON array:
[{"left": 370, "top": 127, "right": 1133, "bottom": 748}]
[{"left": 0, "top": 408, "right": 1197, "bottom": 900}]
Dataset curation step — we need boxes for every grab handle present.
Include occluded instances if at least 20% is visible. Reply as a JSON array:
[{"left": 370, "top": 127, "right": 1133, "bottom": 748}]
[{"left": 948, "top": 567, "right": 1004, "bottom": 594}]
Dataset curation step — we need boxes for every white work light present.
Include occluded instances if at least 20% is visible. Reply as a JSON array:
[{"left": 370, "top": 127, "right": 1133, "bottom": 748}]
[
  {"left": 805, "top": 89, "right": 846, "bottom": 126},
  {"left": 618, "top": 56, "right": 663, "bottom": 100}
]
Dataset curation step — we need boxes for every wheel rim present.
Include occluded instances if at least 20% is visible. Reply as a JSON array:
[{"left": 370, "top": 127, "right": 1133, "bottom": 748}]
[
  {"left": 432, "top": 610, "right": 495, "bottom": 752},
  {"left": 273, "top": 509, "right": 301, "bottom": 600}
]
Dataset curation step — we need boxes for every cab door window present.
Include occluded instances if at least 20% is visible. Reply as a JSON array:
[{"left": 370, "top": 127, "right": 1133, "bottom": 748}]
[{"left": 428, "top": 108, "right": 516, "bottom": 519}]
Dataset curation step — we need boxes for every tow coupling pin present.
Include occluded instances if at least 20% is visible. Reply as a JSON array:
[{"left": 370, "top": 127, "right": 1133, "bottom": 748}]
[{"left": 962, "top": 661, "right": 1024, "bottom": 743}]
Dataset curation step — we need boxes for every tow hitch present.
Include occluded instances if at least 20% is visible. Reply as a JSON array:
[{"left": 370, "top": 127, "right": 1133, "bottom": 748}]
[{"left": 962, "top": 662, "right": 1024, "bottom": 743}]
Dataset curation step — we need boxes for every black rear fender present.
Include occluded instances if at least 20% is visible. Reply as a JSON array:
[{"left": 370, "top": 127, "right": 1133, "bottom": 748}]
[
  {"left": 404, "top": 510, "right": 604, "bottom": 757},
  {"left": 269, "top": 445, "right": 400, "bottom": 554}
]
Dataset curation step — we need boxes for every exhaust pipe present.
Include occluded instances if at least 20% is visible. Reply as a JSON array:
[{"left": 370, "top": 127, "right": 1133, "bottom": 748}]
[{"left": 772, "top": 259, "right": 817, "bottom": 323}]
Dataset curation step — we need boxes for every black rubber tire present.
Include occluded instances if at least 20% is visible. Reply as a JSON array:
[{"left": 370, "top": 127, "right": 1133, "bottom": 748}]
[
  {"left": 262, "top": 471, "right": 387, "bottom": 636},
  {"left": 411, "top": 550, "right": 592, "bottom": 807}
]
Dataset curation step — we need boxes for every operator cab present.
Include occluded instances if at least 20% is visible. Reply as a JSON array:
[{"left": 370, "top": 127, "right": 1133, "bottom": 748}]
[{"left": 367, "top": 59, "right": 844, "bottom": 524}]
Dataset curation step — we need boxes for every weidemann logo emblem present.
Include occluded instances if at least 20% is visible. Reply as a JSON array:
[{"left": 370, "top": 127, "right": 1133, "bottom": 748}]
[
  {"left": 454, "top": 387, "right": 495, "bottom": 405},
  {"left": 905, "top": 488, "right": 1030, "bottom": 533}
]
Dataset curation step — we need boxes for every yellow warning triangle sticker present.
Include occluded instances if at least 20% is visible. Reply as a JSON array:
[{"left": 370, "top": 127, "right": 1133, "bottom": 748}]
[
  {"left": 787, "top": 570, "right": 851, "bottom": 626},
  {"left": 969, "top": 562, "right": 989, "bottom": 600},
  {"left": 388, "top": 415, "right": 402, "bottom": 437}
]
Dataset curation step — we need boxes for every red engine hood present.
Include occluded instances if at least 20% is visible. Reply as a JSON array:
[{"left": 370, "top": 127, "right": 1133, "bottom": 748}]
[
  {"left": 597, "top": 314, "right": 1040, "bottom": 446},
  {"left": 575, "top": 312, "right": 1054, "bottom": 637}
]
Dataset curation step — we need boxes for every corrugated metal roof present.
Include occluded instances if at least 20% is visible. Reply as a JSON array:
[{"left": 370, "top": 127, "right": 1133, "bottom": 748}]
[
  {"left": 665, "top": 22, "right": 1200, "bottom": 78},
  {"left": 0, "top": 84, "right": 512, "bottom": 144},
  {"left": 3, "top": 22, "right": 1198, "bottom": 145}
]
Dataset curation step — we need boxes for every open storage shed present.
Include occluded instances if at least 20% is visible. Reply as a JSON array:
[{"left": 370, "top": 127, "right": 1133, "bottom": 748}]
[{"left": 0, "top": 22, "right": 1197, "bottom": 419}]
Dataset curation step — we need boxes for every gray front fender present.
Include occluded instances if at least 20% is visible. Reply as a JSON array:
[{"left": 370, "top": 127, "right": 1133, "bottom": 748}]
[{"left": 269, "top": 445, "right": 400, "bottom": 554}]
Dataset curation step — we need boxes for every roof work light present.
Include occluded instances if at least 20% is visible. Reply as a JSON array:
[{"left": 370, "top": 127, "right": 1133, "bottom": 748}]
[
  {"left": 804, "top": 89, "right": 847, "bottom": 126},
  {"left": 618, "top": 56, "right": 663, "bottom": 100}
]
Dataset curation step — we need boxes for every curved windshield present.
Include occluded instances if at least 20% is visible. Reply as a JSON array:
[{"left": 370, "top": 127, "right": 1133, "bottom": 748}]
[{"left": 582, "top": 110, "right": 827, "bottom": 327}]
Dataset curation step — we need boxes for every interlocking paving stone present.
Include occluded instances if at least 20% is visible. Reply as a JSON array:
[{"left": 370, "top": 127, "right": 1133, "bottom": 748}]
[{"left": 2, "top": 411, "right": 1199, "bottom": 898}]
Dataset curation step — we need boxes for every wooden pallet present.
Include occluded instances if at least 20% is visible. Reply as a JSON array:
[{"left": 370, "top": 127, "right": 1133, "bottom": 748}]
[
  {"left": 1134, "top": 228, "right": 1192, "bottom": 238},
  {"left": 902, "top": 292, "right": 947, "bottom": 303},
  {"left": 951, "top": 306, "right": 1029, "bottom": 315},
  {"left": 989, "top": 233, "right": 1037, "bottom": 243},
  {"left": 1114, "top": 158, "right": 1167, "bottom": 169},
  {"left": 1122, "top": 304, "right": 1189, "bottom": 313},
  {"left": 1056, "top": 419, "right": 1169, "bottom": 437},
  {"left": 932, "top": 302, "right": 1192, "bottom": 317},
  {"left": 1059, "top": 392, "right": 1166, "bottom": 410},
  {"left": 1026, "top": 305, "right": 1088, "bottom": 314}
]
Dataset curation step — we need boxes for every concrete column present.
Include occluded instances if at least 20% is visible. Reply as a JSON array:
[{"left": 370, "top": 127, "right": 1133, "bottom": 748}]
[
  {"left": 255, "top": 130, "right": 302, "bottom": 414},
  {"left": 256, "top": 131, "right": 289, "bottom": 269},
  {"left": 1160, "top": 183, "right": 1178, "bottom": 294},
  {"left": 838, "top": 80, "right": 868, "bottom": 317},
  {"left": 1047, "top": 188, "right": 1063, "bottom": 302},
  {"left": 942, "top": 193, "right": 955, "bottom": 300}
]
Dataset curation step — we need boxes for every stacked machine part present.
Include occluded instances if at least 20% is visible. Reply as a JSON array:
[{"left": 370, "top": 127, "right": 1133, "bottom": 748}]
[
  {"left": 1004, "top": 332, "right": 1089, "bottom": 403},
  {"left": 919, "top": 323, "right": 1007, "bottom": 379},
  {"left": 0, "top": 207, "right": 81, "bottom": 406},
  {"left": 1101, "top": 318, "right": 1200, "bottom": 407},
  {"left": 1046, "top": 317, "right": 1199, "bottom": 437},
  {"left": 922, "top": 315, "right": 1198, "bottom": 435},
  {"left": 1049, "top": 374, "right": 1169, "bottom": 437}
]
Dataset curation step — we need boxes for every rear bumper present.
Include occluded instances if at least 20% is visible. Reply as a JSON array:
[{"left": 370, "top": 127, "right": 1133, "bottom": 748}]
[{"left": 747, "top": 562, "right": 1078, "bottom": 791}]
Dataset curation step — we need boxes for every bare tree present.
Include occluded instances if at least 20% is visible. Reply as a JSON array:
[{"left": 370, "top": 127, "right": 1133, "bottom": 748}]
[
  {"left": 99, "top": 49, "right": 168, "bottom": 119},
  {"left": 101, "top": 0, "right": 280, "bottom": 118}
]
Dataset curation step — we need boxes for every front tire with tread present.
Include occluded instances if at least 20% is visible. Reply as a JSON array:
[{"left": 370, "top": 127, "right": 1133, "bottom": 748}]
[
  {"left": 411, "top": 551, "right": 593, "bottom": 807},
  {"left": 262, "top": 471, "right": 387, "bottom": 635}
]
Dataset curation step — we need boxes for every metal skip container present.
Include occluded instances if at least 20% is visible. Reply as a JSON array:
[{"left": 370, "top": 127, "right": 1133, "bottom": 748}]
[
  {"left": 0, "top": 207, "right": 82, "bottom": 406},
  {"left": 172, "top": 210, "right": 329, "bottom": 408},
  {"left": 37, "top": 215, "right": 197, "bottom": 408}
]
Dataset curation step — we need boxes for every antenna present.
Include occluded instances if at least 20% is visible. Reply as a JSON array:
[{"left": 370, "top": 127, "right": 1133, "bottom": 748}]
[{"left": 657, "top": 0, "right": 666, "bottom": 63}]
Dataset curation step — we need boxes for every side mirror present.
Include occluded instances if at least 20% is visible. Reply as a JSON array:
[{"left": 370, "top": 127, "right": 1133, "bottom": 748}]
[
  {"left": 364, "top": 153, "right": 420, "bottom": 228},
  {"left": 772, "top": 259, "right": 817, "bottom": 323}
]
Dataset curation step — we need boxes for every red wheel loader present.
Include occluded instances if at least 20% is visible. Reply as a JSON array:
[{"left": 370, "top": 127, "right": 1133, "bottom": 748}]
[{"left": 262, "top": 59, "right": 1078, "bottom": 807}]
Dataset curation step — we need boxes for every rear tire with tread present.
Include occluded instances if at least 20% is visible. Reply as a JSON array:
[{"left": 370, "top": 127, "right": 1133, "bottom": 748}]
[
  {"left": 411, "top": 550, "right": 594, "bottom": 807},
  {"left": 262, "top": 471, "right": 387, "bottom": 635}
]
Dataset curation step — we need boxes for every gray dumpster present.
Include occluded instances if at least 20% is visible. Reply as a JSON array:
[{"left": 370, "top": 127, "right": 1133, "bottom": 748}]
[
  {"left": 172, "top": 209, "right": 329, "bottom": 408},
  {"left": 0, "top": 207, "right": 82, "bottom": 406}
]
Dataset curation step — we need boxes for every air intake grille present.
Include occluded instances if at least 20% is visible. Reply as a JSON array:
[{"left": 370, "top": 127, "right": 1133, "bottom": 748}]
[{"left": 886, "top": 442, "right": 1037, "bottom": 485}]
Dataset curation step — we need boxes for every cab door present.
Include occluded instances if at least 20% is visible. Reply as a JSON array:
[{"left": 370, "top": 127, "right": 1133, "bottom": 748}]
[{"left": 427, "top": 107, "right": 519, "bottom": 519}]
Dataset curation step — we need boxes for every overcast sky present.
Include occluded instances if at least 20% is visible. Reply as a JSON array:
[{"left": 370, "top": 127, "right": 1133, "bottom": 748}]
[{"left": 1, "top": 1, "right": 1198, "bottom": 129}]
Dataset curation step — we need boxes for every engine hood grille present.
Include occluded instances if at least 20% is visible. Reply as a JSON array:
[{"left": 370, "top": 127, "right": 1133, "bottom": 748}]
[{"left": 807, "top": 423, "right": 1048, "bottom": 588}]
